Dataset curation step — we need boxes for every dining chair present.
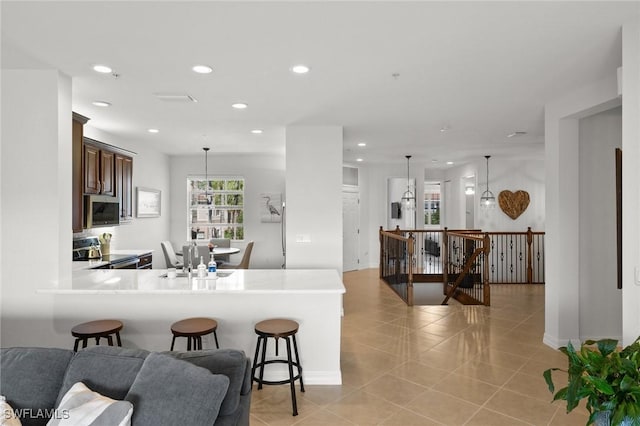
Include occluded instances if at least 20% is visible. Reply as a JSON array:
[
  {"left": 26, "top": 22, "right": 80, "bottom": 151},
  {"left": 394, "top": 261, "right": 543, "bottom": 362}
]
[
  {"left": 161, "top": 241, "right": 184, "bottom": 269},
  {"left": 219, "top": 241, "right": 254, "bottom": 269}
]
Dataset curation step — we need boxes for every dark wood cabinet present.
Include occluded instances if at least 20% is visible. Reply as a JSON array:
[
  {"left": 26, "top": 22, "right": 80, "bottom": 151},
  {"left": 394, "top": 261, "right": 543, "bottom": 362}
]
[
  {"left": 73, "top": 113, "right": 135, "bottom": 229},
  {"left": 115, "top": 154, "right": 133, "bottom": 220},
  {"left": 72, "top": 113, "right": 90, "bottom": 233},
  {"left": 137, "top": 253, "right": 152, "bottom": 269},
  {"left": 83, "top": 139, "right": 115, "bottom": 196}
]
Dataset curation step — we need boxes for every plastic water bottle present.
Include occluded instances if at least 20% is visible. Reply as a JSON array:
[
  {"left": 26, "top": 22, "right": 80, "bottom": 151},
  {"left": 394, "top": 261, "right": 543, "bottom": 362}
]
[
  {"left": 208, "top": 253, "right": 217, "bottom": 279},
  {"left": 197, "top": 256, "right": 207, "bottom": 278}
]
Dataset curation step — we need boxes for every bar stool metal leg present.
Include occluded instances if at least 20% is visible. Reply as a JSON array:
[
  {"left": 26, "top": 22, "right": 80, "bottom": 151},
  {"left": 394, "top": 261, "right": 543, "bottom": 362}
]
[
  {"left": 285, "top": 336, "right": 298, "bottom": 416},
  {"left": 292, "top": 334, "right": 305, "bottom": 391},
  {"left": 213, "top": 330, "right": 220, "bottom": 349},
  {"left": 258, "top": 335, "right": 268, "bottom": 390}
]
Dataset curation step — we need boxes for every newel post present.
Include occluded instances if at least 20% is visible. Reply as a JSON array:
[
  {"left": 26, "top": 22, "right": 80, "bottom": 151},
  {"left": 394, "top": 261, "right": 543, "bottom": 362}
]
[
  {"left": 442, "top": 227, "right": 449, "bottom": 295},
  {"left": 526, "top": 227, "right": 533, "bottom": 284},
  {"left": 379, "top": 226, "right": 384, "bottom": 278},
  {"left": 483, "top": 232, "right": 491, "bottom": 306},
  {"left": 407, "top": 232, "right": 414, "bottom": 306}
]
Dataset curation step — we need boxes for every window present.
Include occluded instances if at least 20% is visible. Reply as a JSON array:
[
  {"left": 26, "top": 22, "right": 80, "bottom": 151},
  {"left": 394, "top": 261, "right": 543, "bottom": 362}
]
[
  {"left": 187, "top": 177, "right": 244, "bottom": 240},
  {"left": 424, "top": 182, "right": 441, "bottom": 226}
]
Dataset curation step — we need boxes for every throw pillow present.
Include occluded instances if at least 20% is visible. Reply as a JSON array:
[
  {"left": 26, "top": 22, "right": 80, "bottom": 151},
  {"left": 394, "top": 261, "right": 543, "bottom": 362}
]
[
  {"left": 1, "top": 396, "right": 22, "bottom": 426},
  {"left": 124, "top": 353, "right": 229, "bottom": 426},
  {"left": 46, "top": 382, "right": 133, "bottom": 426}
]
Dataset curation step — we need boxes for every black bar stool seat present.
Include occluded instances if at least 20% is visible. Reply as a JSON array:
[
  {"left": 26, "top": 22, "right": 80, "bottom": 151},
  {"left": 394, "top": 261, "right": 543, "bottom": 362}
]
[
  {"left": 71, "top": 319, "right": 123, "bottom": 352},
  {"left": 170, "top": 317, "right": 219, "bottom": 351},
  {"left": 252, "top": 318, "right": 305, "bottom": 416}
]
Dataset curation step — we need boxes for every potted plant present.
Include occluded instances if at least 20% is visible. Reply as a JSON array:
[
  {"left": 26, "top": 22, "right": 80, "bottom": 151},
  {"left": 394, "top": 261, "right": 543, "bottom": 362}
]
[{"left": 543, "top": 337, "right": 640, "bottom": 425}]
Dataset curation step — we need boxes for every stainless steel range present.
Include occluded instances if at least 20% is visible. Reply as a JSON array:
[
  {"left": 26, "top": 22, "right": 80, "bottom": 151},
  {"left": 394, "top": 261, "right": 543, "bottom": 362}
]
[{"left": 73, "top": 236, "right": 139, "bottom": 269}]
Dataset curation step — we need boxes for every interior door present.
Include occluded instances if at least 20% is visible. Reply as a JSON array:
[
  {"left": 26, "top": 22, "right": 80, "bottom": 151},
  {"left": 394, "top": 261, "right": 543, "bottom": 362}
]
[{"left": 343, "top": 189, "right": 360, "bottom": 272}]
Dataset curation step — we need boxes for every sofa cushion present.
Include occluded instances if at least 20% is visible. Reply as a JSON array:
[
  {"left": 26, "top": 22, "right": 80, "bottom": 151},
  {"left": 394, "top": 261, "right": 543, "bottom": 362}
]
[
  {"left": 124, "top": 353, "right": 229, "bottom": 426},
  {"left": 48, "top": 382, "right": 133, "bottom": 426},
  {"left": 0, "top": 348, "right": 73, "bottom": 426},
  {"left": 167, "top": 349, "right": 247, "bottom": 417},
  {"left": 56, "top": 347, "right": 148, "bottom": 406}
]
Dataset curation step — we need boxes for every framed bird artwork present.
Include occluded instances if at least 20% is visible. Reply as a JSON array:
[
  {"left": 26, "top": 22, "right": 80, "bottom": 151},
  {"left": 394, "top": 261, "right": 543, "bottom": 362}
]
[{"left": 260, "top": 193, "right": 283, "bottom": 223}]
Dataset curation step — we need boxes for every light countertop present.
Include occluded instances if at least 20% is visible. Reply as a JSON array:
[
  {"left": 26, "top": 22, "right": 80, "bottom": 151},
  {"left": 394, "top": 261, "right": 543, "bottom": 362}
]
[
  {"left": 72, "top": 249, "right": 154, "bottom": 271},
  {"left": 40, "top": 268, "right": 345, "bottom": 295}
]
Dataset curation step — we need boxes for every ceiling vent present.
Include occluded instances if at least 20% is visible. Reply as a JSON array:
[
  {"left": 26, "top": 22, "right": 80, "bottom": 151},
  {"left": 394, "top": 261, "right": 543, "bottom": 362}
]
[{"left": 154, "top": 93, "right": 198, "bottom": 103}]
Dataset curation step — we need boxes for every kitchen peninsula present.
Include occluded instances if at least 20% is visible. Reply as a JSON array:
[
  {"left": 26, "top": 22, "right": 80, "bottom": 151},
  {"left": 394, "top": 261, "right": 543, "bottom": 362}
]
[{"left": 39, "top": 269, "right": 345, "bottom": 385}]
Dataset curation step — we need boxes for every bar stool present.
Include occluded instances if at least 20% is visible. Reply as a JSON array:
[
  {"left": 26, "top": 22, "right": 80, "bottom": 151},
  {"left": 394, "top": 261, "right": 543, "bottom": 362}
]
[
  {"left": 170, "top": 317, "right": 219, "bottom": 351},
  {"left": 252, "top": 318, "right": 304, "bottom": 416},
  {"left": 71, "top": 319, "right": 123, "bottom": 352}
]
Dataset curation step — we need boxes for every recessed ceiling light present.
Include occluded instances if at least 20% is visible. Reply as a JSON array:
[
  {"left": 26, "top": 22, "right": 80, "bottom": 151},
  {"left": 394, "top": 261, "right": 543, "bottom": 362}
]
[
  {"left": 446, "top": 161, "right": 454, "bottom": 165},
  {"left": 431, "top": 159, "right": 438, "bottom": 163},
  {"left": 192, "top": 65, "right": 213, "bottom": 74},
  {"left": 148, "top": 128, "right": 159, "bottom": 133},
  {"left": 356, "top": 158, "right": 364, "bottom": 162},
  {"left": 92, "top": 101, "right": 111, "bottom": 107},
  {"left": 357, "top": 142, "right": 367, "bottom": 147},
  {"left": 93, "top": 64, "right": 112, "bottom": 74},
  {"left": 251, "top": 129, "right": 263, "bottom": 134},
  {"left": 232, "top": 103, "right": 248, "bottom": 109},
  {"left": 440, "top": 126, "right": 450, "bottom": 133},
  {"left": 291, "top": 64, "right": 310, "bottom": 74}
]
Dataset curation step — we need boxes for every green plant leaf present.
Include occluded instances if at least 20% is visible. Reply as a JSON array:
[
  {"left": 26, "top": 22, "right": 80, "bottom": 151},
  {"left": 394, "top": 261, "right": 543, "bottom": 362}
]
[{"left": 597, "top": 339, "right": 619, "bottom": 357}]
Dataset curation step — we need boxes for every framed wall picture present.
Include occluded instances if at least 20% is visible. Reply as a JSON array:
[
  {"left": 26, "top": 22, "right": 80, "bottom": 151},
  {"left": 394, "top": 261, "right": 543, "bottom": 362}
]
[{"left": 137, "top": 187, "right": 161, "bottom": 218}]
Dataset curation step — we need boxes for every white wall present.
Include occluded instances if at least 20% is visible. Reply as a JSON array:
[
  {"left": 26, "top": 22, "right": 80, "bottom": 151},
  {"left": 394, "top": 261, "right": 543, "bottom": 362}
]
[
  {"left": 471, "top": 158, "right": 545, "bottom": 232},
  {"left": 578, "top": 107, "right": 622, "bottom": 340},
  {"left": 80, "top": 126, "right": 171, "bottom": 268},
  {"left": 621, "top": 18, "right": 640, "bottom": 346},
  {"left": 170, "top": 153, "right": 285, "bottom": 269},
  {"left": 1, "top": 69, "right": 70, "bottom": 346},
  {"left": 545, "top": 67, "right": 622, "bottom": 348},
  {"left": 285, "top": 126, "right": 343, "bottom": 271}
]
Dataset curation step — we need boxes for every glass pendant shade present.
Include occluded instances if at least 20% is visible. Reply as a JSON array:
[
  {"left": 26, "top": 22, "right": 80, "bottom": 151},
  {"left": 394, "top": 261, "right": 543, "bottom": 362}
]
[
  {"left": 401, "top": 155, "right": 416, "bottom": 228},
  {"left": 480, "top": 155, "right": 496, "bottom": 208}
]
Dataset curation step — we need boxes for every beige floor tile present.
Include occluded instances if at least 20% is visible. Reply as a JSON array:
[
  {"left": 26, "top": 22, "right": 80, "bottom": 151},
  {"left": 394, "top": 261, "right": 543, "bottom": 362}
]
[
  {"left": 503, "top": 371, "right": 556, "bottom": 402},
  {"left": 465, "top": 408, "right": 531, "bottom": 426},
  {"left": 250, "top": 414, "right": 270, "bottom": 425},
  {"left": 411, "top": 347, "right": 472, "bottom": 371},
  {"left": 405, "top": 389, "right": 481, "bottom": 425},
  {"left": 432, "top": 373, "right": 500, "bottom": 405},
  {"left": 291, "top": 408, "right": 356, "bottom": 425},
  {"left": 324, "top": 389, "right": 401, "bottom": 425},
  {"left": 387, "top": 360, "right": 451, "bottom": 388},
  {"left": 484, "top": 388, "right": 558, "bottom": 425},
  {"left": 474, "top": 347, "right": 530, "bottom": 371},
  {"left": 361, "top": 373, "right": 429, "bottom": 406},
  {"left": 250, "top": 270, "right": 565, "bottom": 425},
  {"left": 251, "top": 392, "right": 321, "bottom": 426},
  {"left": 379, "top": 407, "right": 443, "bottom": 425},
  {"left": 453, "top": 359, "right": 517, "bottom": 387}
]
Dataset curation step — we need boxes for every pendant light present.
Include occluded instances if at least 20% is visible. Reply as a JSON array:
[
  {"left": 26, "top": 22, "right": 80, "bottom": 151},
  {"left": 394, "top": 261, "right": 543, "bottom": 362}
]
[
  {"left": 480, "top": 155, "right": 496, "bottom": 208},
  {"left": 203, "top": 147, "right": 210, "bottom": 206},
  {"left": 401, "top": 155, "right": 415, "bottom": 208}
]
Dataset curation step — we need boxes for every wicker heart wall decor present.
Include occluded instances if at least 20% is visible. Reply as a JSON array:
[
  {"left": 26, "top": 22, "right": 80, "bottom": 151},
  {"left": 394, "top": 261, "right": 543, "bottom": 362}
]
[{"left": 498, "top": 190, "right": 530, "bottom": 220}]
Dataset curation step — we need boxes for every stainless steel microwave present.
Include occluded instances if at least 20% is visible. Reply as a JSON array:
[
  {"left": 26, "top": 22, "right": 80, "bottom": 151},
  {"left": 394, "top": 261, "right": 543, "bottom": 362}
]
[{"left": 85, "top": 195, "right": 120, "bottom": 228}]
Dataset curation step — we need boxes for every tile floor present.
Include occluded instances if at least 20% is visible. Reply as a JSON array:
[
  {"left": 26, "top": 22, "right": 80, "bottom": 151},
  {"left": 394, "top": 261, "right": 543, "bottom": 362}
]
[{"left": 249, "top": 268, "right": 587, "bottom": 425}]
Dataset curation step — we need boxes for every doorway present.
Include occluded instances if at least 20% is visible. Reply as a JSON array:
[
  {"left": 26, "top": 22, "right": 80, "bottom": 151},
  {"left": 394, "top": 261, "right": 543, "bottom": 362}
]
[{"left": 343, "top": 189, "right": 360, "bottom": 272}]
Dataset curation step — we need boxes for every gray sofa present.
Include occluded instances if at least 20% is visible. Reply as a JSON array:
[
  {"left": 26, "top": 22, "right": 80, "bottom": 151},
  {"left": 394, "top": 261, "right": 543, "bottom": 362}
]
[{"left": 0, "top": 346, "right": 252, "bottom": 426}]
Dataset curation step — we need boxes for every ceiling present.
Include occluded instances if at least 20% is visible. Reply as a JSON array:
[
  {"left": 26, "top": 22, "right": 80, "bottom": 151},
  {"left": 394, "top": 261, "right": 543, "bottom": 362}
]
[{"left": 1, "top": 1, "right": 635, "bottom": 166}]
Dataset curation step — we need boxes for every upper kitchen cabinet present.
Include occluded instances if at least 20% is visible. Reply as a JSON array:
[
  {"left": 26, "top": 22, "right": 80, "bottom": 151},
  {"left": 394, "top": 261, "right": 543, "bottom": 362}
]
[
  {"left": 72, "top": 113, "right": 90, "bottom": 233},
  {"left": 83, "top": 138, "right": 115, "bottom": 196},
  {"left": 116, "top": 154, "right": 133, "bottom": 220}
]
